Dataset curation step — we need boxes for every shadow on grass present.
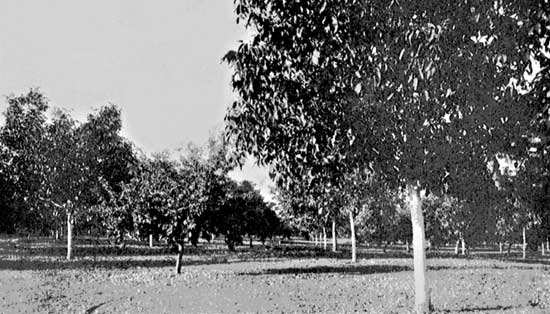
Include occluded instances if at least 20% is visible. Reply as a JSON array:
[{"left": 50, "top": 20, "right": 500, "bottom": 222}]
[
  {"left": 240, "top": 264, "right": 412, "bottom": 276},
  {"left": 0, "top": 255, "right": 236, "bottom": 271}
]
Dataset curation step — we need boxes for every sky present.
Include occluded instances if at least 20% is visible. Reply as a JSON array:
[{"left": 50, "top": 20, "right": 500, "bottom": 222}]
[{"left": 0, "top": 0, "right": 274, "bottom": 199}]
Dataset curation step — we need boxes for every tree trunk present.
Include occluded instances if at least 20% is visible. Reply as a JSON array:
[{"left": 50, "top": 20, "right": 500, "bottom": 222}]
[
  {"left": 542, "top": 242, "right": 545, "bottom": 256},
  {"left": 55, "top": 229, "right": 60, "bottom": 241},
  {"left": 332, "top": 219, "right": 337, "bottom": 252},
  {"left": 408, "top": 184, "right": 430, "bottom": 314},
  {"left": 461, "top": 237, "right": 466, "bottom": 256},
  {"left": 313, "top": 233, "right": 317, "bottom": 246},
  {"left": 149, "top": 234, "right": 154, "bottom": 248},
  {"left": 176, "top": 242, "right": 185, "bottom": 274},
  {"left": 67, "top": 212, "right": 73, "bottom": 260},
  {"left": 349, "top": 211, "right": 356, "bottom": 263},
  {"left": 522, "top": 227, "right": 526, "bottom": 259},
  {"left": 406, "top": 241, "right": 411, "bottom": 253},
  {"left": 547, "top": 238, "right": 549, "bottom": 253},
  {"left": 499, "top": 242, "right": 503, "bottom": 254},
  {"left": 323, "top": 227, "right": 327, "bottom": 251},
  {"left": 454, "top": 239, "right": 460, "bottom": 255}
]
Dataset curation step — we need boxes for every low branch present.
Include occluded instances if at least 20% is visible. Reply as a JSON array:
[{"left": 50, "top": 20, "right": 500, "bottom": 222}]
[{"left": 37, "top": 196, "right": 64, "bottom": 209}]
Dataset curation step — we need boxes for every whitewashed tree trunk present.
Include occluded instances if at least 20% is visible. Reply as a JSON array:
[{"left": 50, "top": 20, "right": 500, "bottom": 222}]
[
  {"left": 522, "top": 227, "right": 527, "bottom": 259},
  {"left": 542, "top": 242, "right": 545, "bottom": 256},
  {"left": 408, "top": 184, "right": 430, "bottom": 314},
  {"left": 332, "top": 219, "right": 337, "bottom": 252},
  {"left": 67, "top": 212, "right": 73, "bottom": 260},
  {"left": 149, "top": 234, "right": 154, "bottom": 248},
  {"left": 349, "top": 211, "right": 356, "bottom": 263},
  {"left": 461, "top": 237, "right": 466, "bottom": 256},
  {"left": 176, "top": 242, "right": 184, "bottom": 274},
  {"left": 314, "top": 233, "right": 318, "bottom": 246},
  {"left": 323, "top": 227, "right": 327, "bottom": 251},
  {"left": 499, "top": 242, "right": 503, "bottom": 254},
  {"left": 406, "top": 241, "right": 411, "bottom": 253},
  {"left": 454, "top": 239, "right": 460, "bottom": 255}
]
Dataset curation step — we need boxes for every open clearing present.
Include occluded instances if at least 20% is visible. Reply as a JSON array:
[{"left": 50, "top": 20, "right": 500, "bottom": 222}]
[{"left": 1, "top": 237, "right": 550, "bottom": 314}]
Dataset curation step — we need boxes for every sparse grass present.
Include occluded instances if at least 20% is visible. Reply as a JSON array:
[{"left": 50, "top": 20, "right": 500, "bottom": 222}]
[{"left": 1, "top": 236, "right": 549, "bottom": 313}]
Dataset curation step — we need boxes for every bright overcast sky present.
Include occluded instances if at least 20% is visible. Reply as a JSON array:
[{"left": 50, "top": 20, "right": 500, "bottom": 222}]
[
  {"left": 0, "top": 0, "right": 274, "bottom": 198},
  {"left": 0, "top": 0, "right": 245, "bottom": 152}
]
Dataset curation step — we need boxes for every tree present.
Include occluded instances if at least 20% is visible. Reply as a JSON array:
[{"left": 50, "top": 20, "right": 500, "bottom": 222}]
[
  {"left": 0, "top": 90, "right": 50, "bottom": 235},
  {"left": 45, "top": 105, "right": 134, "bottom": 259},
  {"left": 225, "top": 1, "right": 536, "bottom": 312},
  {"left": 125, "top": 153, "right": 207, "bottom": 274},
  {"left": 523, "top": 0, "right": 550, "bottom": 256}
]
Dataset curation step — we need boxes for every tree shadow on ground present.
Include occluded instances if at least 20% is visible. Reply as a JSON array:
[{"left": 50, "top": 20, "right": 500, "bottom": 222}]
[
  {"left": 4, "top": 244, "right": 175, "bottom": 257},
  {"left": 0, "top": 255, "right": 236, "bottom": 271},
  {"left": 439, "top": 305, "right": 518, "bottom": 313},
  {"left": 240, "top": 262, "right": 544, "bottom": 276},
  {"left": 0, "top": 238, "right": 239, "bottom": 258},
  {"left": 239, "top": 264, "right": 412, "bottom": 276}
]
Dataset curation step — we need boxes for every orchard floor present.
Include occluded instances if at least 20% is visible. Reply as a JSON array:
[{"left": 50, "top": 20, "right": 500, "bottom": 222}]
[{"left": 1, "top": 237, "right": 550, "bottom": 314}]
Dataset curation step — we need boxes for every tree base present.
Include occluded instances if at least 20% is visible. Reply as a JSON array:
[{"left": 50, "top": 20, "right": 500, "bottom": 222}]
[{"left": 415, "top": 297, "right": 432, "bottom": 314}]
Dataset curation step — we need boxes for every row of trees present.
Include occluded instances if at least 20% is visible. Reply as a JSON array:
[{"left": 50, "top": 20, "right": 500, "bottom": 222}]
[
  {"left": 279, "top": 183, "right": 548, "bottom": 256},
  {"left": 224, "top": 0, "right": 549, "bottom": 313},
  {"left": 0, "top": 90, "right": 283, "bottom": 273}
]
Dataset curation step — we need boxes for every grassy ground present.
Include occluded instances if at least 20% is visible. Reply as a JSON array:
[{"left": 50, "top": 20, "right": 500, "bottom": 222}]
[{"left": 1, "top": 237, "right": 550, "bottom": 314}]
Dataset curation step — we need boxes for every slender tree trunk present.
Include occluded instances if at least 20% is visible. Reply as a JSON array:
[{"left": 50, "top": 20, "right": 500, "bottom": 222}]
[
  {"left": 461, "top": 237, "right": 466, "bottom": 256},
  {"left": 176, "top": 242, "right": 184, "bottom": 274},
  {"left": 149, "top": 234, "right": 154, "bottom": 248},
  {"left": 313, "top": 233, "right": 317, "bottom": 246},
  {"left": 67, "top": 212, "right": 73, "bottom": 260},
  {"left": 55, "top": 229, "right": 60, "bottom": 241},
  {"left": 547, "top": 238, "right": 549, "bottom": 253},
  {"left": 408, "top": 184, "right": 430, "bottom": 314},
  {"left": 323, "top": 227, "right": 327, "bottom": 251},
  {"left": 406, "top": 240, "right": 411, "bottom": 253},
  {"left": 349, "top": 211, "right": 356, "bottom": 263},
  {"left": 499, "top": 242, "right": 503, "bottom": 254},
  {"left": 332, "top": 219, "right": 337, "bottom": 252},
  {"left": 522, "top": 227, "right": 527, "bottom": 260},
  {"left": 542, "top": 242, "right": 545, "bottom": 256},
  {"left": 454, "top": 239, "right": 460, "bottom": 255}
]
